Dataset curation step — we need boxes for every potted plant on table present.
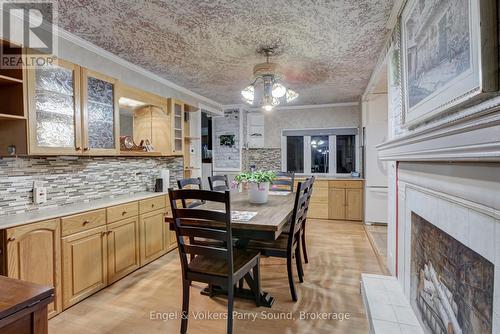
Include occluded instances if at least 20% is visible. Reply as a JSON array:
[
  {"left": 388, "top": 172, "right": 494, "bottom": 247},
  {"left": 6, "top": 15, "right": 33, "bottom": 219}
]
[{"left": 233, "top": 171, "right": 277, "bottom": 204}]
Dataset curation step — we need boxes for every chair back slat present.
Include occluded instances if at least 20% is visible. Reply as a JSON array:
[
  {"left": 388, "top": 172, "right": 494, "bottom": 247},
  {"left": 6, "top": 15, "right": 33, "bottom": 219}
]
[
  {"left": 177, "top": 177, "right": 204, "bottom": 208},
  {"left": 168, "top": 188, "right": 234, "bottom": 278},
  {"left": 178, "top": 226, "right": 229, "bottom": 242},
  {"left": 183, "top": 244, "right": 228, "bottom": 258},
  {"left": 208, "top": 175, "right": 230, "bottom": 192},
  {"left": 272, "top": 171, "right": 295, "bottom": 192}
]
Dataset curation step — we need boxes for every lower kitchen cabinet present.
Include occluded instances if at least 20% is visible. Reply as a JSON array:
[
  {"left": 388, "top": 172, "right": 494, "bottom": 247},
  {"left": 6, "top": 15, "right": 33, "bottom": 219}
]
[
  {"left": 328, "top": 188, "right": 346, "bottom": 220},
  {"left": 62, "top": 225, "right": 108, "bottom": 309},
  {"left": 107, "top": 217, "right": 140, "bottom": 284},
  {"left": 5, "top": 219, "right": 62, "bottom": 319},
  {"left": 346, "top": 188, "right": 363, "bottom": 221},
  {"left": 139, "top": 209, "right": 167, "bottom": 266}
]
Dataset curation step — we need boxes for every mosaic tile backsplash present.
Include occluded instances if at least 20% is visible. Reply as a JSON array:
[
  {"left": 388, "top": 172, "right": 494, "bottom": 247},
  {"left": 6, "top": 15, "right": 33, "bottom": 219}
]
[{"left": 0, "top": 156, "right": 183, "bottom": 215}]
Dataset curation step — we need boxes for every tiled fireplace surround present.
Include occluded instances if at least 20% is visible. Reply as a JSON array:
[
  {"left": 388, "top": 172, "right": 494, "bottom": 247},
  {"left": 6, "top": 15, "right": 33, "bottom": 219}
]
[{"left": 397, "top": 162, "right": 500, "bottom": 332}]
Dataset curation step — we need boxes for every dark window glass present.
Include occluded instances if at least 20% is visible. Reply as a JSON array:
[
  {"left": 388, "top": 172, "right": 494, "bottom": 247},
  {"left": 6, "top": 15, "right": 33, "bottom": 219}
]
[
  {"left": 336, "top": 135, "right": 356, "bottom": 173},
  {"left": 286, "top": 136, "right": 304, "bottom": 173},
  {"left": 311, "top": 136, "right": 329, "bottom": 174}
]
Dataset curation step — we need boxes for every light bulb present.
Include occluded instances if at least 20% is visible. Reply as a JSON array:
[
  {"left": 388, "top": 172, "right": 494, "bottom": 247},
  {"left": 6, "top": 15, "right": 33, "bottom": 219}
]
[
  {"left": 241, "top": 85, "right": 255, "bottom": 103},
  {"left": 286, "top": 89, "right": 299, "bottom": 103},
  {"left": 262, "top": 104, "right": 273, "bottom": 112},
  {"left": 272, "top": 83, "right": 286, "bottom": 98}
]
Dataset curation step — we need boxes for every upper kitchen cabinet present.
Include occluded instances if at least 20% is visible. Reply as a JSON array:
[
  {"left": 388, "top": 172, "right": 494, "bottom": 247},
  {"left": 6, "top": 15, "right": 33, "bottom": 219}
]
[
  {"left": 27, "top": 59, "right": 82, "bottom": 155},
  {"left": 81, "top": 69, "right": 119, "bottom": 155},
  {"left": 168, "top": 98, "right": 184, "bottom": 155},
  {"left": 168, "top": 99, "right": 198, "bottom": 155},
  {"left": 0, "top": 40, "right": 28, "bottom": 156}
]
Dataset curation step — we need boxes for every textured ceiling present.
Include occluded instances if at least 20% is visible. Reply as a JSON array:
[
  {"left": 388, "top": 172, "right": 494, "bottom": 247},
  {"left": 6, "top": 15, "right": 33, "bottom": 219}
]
[{"left": 55, "top": 0, "right": 394, "bottom": 105}]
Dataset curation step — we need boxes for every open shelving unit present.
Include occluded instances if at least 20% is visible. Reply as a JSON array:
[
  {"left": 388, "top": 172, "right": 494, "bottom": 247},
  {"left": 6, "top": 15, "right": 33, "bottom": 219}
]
[{"left": 0, "top": 40, "right": 28, "bottom": 156}]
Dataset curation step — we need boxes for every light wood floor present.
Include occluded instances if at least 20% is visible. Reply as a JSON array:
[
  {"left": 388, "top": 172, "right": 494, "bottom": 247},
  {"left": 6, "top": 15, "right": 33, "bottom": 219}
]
[{"left": 49, "top": 220, "right": 383, "bottom": 334}]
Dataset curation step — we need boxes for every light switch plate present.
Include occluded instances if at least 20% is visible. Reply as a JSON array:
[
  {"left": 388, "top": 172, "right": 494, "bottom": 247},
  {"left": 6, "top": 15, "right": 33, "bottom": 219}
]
[{"left": 34, "top": 186, "right": 47, "bottom": 205}]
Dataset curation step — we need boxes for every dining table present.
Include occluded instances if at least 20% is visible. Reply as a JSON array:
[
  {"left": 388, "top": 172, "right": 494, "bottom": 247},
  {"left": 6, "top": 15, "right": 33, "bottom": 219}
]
[{"left": 165, "top": 190, "right": 296, "bottom": 308}]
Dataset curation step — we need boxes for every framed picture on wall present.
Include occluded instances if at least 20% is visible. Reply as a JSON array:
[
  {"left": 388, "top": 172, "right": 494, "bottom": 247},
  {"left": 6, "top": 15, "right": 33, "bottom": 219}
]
[{"left": 400, "top": 0, "right": 498, "bottom": 127}]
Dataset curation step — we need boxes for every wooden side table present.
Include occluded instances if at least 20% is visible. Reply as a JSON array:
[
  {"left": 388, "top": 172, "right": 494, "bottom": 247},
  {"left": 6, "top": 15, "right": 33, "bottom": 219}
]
[{"left": 0, "top": 276, "right": 54, "bottom": 334}]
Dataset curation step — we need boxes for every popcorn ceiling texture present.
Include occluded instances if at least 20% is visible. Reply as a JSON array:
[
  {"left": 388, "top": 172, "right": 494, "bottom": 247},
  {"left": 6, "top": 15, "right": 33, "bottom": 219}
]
[
  {"left": 52, "top": 0, "right": 393, "bottom": 105},
  {"left": 0, "top": 156, "right": 183, "bottom": 216}
]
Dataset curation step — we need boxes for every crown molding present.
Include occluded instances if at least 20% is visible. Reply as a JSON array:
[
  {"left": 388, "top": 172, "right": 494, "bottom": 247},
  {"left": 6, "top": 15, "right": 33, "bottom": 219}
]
[
  {"left": 55, "top": 27, "right": 224, "bottom": 110},
  {"left": 239, "top": 102, "right": 359, "bottom": 112}
]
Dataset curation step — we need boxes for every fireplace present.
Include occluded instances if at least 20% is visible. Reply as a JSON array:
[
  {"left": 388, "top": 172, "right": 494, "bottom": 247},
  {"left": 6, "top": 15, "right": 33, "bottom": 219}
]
[{"left": 410, "top": 212, "right": 494, "bottom": 334}]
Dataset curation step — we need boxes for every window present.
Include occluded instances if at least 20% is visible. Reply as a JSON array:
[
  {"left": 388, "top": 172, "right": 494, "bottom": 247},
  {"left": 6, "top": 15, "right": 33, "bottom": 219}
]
[
  {"left": 286, "top": 136, "right": 304, "bottom": 173},
  {"left": 282, "top": 129, "right": 357, "bottom": 175}
]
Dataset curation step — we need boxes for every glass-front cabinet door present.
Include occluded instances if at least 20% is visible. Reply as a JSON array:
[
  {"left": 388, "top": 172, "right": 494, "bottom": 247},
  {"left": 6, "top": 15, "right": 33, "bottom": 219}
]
[
  {"left": 81, "top": 70, "right": 119, "bottom": 155},
  {"left": 27, "top": 59, "right": 82, "bottom": 155}
]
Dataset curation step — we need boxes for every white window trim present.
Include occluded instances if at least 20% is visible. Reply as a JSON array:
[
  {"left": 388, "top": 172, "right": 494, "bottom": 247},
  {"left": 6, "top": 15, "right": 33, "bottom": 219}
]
[{"left": 281, "top": 128, "right": 359, "bottom": 177}]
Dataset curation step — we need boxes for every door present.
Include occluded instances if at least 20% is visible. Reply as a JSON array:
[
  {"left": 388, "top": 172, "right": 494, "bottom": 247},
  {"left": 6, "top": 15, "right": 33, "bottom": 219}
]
[
  {"left": 6, "top": 219, "right": 62, "bottom": 318},
  {"left": 107, "top": 217, "right": 140, "bottom": 284},
  {"left": 139, "top": 209, "right": 166, "bottom": 265},
  {"left": 27, "top": 59, "right": 82, "bottom": 155},
  {"left": 328, "top": 188, "right": 346, "bottom": 220},
  {"left": 346, "top": 189, "right": 363, "bottom": 221},
  {"left": 81, "top": 69, "right": 119, "bottom": 155},
  {"left": 62, "top": 226, "right": 108, "bottom": 309}
]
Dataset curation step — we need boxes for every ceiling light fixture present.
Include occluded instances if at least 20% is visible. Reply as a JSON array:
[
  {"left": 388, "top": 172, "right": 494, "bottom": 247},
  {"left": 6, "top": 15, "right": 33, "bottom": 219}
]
[{"left": 241, "top": 47, "right": 299, "bottom": 111}]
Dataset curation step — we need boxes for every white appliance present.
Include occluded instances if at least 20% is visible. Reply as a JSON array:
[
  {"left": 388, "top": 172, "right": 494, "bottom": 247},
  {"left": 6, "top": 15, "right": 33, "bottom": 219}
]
[{"left": 363, "top": 94, "right": 388, "bottom": 224}]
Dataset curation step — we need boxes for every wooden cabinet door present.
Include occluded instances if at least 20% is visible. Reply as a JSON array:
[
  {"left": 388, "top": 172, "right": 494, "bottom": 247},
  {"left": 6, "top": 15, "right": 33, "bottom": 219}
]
[
  {"left": 81, "top": 69, "right": 119, "bottom": 155},
  {"left": 107, "top": 217, "right": 140, "bottom": 284},
  {"left": 6, "top": 219, "right": 62, "bottom": 318},
  {"left": 139, "top": 209, "right": 166, "bottom": 265},
  {"left": 346, "top": 188, "right": 363, "bottom": 221},
  {"left": 27, "top": 59, "right": 82, "bottom": 155},
  {"left": 62, "top": 226, "right": 107, "bottom": 309},
  {"left": 329, "top": 188, "right": 346, "bottom": 220}
]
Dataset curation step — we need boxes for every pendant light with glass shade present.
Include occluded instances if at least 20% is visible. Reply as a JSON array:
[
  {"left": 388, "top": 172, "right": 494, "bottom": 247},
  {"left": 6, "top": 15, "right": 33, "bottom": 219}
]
[{"left": 241, "top": 47, "right": 299, "bottom": 111}]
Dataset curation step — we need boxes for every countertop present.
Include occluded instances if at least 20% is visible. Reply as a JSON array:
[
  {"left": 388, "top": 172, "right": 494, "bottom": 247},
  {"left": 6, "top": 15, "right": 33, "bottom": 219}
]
[
  {"left": 0, "top": 192, "right": 168, "bottom": 230},
  {"left": 295, "top": 176, "right": 364, "bottom": 181}
]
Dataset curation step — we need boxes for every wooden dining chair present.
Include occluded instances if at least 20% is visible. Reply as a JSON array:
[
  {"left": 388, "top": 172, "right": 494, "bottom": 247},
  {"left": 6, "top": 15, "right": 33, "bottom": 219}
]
[
  {"left": 247, "top": 177, "right": 314, "bottom": 301},
  {"left": 300, "top": 177, "right": 315, "bottom": 264},
  {"left": 271, "top": 171, "right": 295, "bottom": 192},
  {"left": 168, "top": 189, "right": 261, "bottom": 334},
  {"left": 177, "top": 177, "right": 203, "bottom": 208},
  {"left": 208, "top": 174, "right": 230, "bottom": 191}
]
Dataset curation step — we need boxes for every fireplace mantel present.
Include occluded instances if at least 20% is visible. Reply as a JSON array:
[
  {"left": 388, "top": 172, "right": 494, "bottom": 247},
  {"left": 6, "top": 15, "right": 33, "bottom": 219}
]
[{"left": 377, "top": 108, "right": 500, "bottom": 162}]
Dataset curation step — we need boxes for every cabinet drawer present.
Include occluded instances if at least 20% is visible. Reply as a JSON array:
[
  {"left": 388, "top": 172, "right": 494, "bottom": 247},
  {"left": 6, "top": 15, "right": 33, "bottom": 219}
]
[
  {"left": 329, "top": 180, "right": 363, "bottom": 189},
  {"left": 107, "top": 202, "right": 139, "bottom": 223},
  {"left": 61, "top": 209, "right": 106, "bottom": 237},
  {"left": 139, "top": 196, "right": 165, "bottom": 214}
]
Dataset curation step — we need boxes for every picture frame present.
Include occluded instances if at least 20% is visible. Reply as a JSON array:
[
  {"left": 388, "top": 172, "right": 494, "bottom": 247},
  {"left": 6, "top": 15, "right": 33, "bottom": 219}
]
[{"left": 400, "top": 0, "right": 498, "bottom": 127}]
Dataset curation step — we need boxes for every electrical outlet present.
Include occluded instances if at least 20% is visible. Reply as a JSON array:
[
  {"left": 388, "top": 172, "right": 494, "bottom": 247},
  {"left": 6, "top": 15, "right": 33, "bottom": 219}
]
[{"left": 33, "top": 186, "right": 47, "bottom": 205}]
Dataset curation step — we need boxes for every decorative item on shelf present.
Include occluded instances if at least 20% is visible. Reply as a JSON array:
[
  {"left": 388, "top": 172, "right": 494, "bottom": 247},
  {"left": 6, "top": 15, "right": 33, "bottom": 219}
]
[
  {"left": 241, "top": 46, "right": 299, "bottom": 111},
  {"left": 143, "top": 139, "right": 155, "bottom": 152},
  {"left": 119, "top": 136, "right": 144, "bottom": 151},
  {"left": 233, "top": 171, "right": 277, "bottom": 204}
]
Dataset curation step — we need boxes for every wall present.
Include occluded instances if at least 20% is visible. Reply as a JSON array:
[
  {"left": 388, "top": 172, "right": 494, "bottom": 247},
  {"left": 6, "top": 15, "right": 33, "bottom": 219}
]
[
  {"left": 261, "top": 104, "right": 360, "bottom": 148},
  {"left": 212, "top": 109, "right": 241, "bottom": 171},
  {"left": 0, "top": 156, "right": 183, "bottom": 216}
]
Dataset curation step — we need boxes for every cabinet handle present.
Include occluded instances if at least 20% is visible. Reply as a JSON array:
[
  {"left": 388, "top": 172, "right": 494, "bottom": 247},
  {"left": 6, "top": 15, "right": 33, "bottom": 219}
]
[
  {"left": 122, "top": 211, "right": 127, "bottom": 216},
  {"left": 7, "top": 237, "right": 15, "bottom": 242},
  {"left": 151, "top": 204, "right": 155, "bottom": 208},
  {"left": 107, "top": 231, "right": 112, "bottom": 235},
  {"left": 75, "top": 146, "right": 82, "bottom": 151},
  {"left": 83, "top": 147, "right": 90, "bottom": 151},
  {"left": 82, "top": 220, "right": 90, "bottom": 225},
  {"left": 102, "top": 231, "right": 107, "bottom": 236}
]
